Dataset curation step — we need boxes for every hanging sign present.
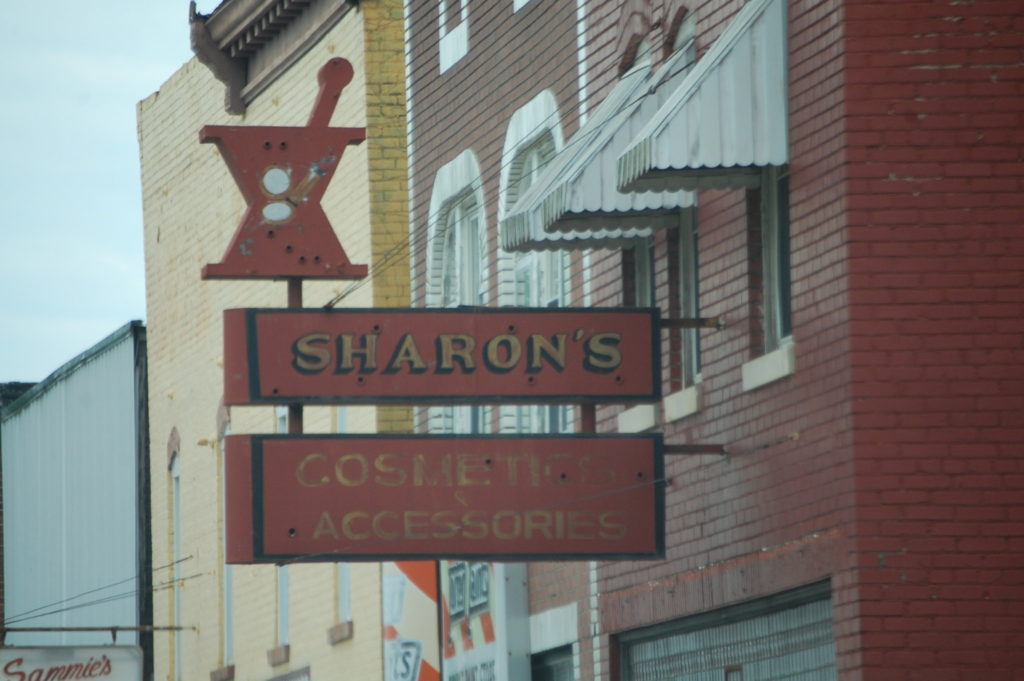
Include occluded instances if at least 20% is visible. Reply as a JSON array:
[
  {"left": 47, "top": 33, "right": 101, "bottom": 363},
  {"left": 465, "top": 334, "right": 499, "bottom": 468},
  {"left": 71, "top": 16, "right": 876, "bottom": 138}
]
[
  {"left": 224, "top": 434, "right": 665, "bottom": 562},
  {"left": 0, "top": 647, "right": 142, "bottom": 681},
  {"left": 223, "top": 306, "right": 661, "bottom": 405},
  {"left": 201, "top": 58, "right": 368, "bottom": 280}
]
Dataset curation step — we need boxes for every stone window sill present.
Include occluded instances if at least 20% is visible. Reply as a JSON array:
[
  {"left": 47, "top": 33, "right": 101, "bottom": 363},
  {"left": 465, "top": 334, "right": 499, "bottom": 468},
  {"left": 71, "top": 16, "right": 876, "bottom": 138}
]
[
  {"left": 328, "top": 620, "right": 354, "bottom": 645},
  {"left": 741, "top": 343, "right": 795, "bottom": 392},
  {"left": 617, "top": 404, "right": 658, "bottom": 433},
  {"left": 267, "top": 644, "right": 290, "bottom": 667},
  {"left": 210, "top": 666, "right": 234, "bottom": 681},
  {"left": 663, "top": 383, "right": 702, "bottom": 422}
]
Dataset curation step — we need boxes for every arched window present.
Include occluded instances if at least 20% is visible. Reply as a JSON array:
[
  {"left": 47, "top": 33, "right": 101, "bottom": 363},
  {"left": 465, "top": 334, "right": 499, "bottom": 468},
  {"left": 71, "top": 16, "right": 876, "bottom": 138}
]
[
  {"left": 498, "top": 91, "right": 570, "bottom": 433},
  {"left": 427, "top": 150, "right": 488, "bottom": 433}
]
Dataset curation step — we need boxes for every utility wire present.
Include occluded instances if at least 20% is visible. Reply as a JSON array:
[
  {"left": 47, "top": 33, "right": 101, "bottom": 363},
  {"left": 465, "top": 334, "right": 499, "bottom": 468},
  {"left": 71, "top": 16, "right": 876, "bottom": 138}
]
[
  {"left": 321, "top": 47, "right": 695, "bottom": 309},
  {"left": 2, "top": 556, "right": 194, "bottom": 626},
  {"left": 4, "top": 571, "right": 205, "bottom": 626}
]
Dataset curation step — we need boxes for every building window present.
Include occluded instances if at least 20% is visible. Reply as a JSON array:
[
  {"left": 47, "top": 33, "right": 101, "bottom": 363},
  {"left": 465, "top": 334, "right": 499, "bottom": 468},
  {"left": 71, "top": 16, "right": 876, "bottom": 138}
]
[
  {"left": 531, "top": 645, "right": 574, "bottom": 681},
  {"left": 439, "top": 0, "right": 469, "bottom": 73},
  {"left": 627, "top": 237, "right": 656, "bottom": 307},
  {"left": 426, "top": 150, "right": 486, "bottom": 433},
  {"left": 503, "top": 126, "right": 569, "bottom": 434},
  {"left": 441, "top": 191, "right": 486, "bottom": 433},
  {"left": 514, "top": 248, "right": 569, "bottom": 433},
  {"left": 761, "top": 165, "right": 792, "bottom": 351},
  {"left": 741, "top": 165, "right": 794, "bottom": 391},
  {"left": 223, "top": 565, "right": 234, "bottom": 666},
  {"left": 277, "top": 566, "right": 289, "bottom": 647},
  {"left": 441, "top": 191, "right": 485, "bottom": 308},
  {"left": 678, "top": 212, "right": 701, "bottom": 387},
  {"left": 170, "top": 455, "right": 182, "bottom": 681},
  {"left": 619, "top": 583, "right": 836, "bottom": 680}
]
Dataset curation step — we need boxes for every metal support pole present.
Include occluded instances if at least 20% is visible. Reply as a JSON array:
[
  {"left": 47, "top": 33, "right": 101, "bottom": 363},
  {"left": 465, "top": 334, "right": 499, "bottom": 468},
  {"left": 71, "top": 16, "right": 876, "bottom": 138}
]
[
  {"left": 661, "top": 316, "right": 724, "bottom": 330},
  {"left": 287, "top": 278, "right": 303, "bottom": 434},
  {"left": 663, "top": 444, "right": 727, "bottom": 455}
]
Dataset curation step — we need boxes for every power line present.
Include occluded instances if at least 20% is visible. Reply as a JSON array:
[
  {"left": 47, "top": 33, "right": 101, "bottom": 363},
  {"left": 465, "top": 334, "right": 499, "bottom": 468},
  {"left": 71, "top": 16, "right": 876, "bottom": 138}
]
[{"left": 2, "top": 556, "right": 194, "bottom": 626}]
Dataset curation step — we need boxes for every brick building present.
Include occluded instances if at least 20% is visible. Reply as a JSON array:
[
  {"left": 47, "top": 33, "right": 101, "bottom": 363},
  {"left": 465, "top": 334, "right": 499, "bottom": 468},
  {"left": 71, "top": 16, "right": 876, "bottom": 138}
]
[{"left": 405, "top": 1, "right": 1024, "bottom": 680}]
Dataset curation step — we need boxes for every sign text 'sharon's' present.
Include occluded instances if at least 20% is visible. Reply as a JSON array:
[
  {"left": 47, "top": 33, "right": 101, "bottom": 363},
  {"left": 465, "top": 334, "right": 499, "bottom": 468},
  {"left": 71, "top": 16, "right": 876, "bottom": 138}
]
[
  {"left": 290, "top": 329, "right": 623, "bottom": 375},
  {"left": 222, "top": 307, "right": 661, "bottom": 405}
]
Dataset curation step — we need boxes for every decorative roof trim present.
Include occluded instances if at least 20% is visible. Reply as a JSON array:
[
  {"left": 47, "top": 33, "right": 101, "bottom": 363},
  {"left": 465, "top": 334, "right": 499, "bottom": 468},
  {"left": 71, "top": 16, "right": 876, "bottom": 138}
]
[{"left": 189, "top": 0, "right": 353, "bottom": 114}]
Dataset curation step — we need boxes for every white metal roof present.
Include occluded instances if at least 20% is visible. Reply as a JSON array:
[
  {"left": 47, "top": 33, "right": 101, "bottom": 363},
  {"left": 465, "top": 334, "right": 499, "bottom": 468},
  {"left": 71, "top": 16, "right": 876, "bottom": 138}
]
[
  {"left": 617, "top": 0, "right": 788, "bottom": 193},
  {"left": 500, "top": 49, "right": 696, "bottom": 252}
]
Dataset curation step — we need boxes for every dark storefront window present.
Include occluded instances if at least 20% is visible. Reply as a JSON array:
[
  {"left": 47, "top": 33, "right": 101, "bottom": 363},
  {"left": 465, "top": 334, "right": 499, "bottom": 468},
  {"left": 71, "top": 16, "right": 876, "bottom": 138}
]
[{"left": 620, "top": 583, "right": 836, "bottom": 681}]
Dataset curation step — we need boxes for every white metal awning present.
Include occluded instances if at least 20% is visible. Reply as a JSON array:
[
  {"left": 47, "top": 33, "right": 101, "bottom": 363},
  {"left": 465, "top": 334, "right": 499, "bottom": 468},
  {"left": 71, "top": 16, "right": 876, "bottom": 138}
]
[
  {"left": 500, "top": 50, "right": 696, "bottom": 252},
  {"left": 617, "top": 0, "right": 788, "bottom": 193}
]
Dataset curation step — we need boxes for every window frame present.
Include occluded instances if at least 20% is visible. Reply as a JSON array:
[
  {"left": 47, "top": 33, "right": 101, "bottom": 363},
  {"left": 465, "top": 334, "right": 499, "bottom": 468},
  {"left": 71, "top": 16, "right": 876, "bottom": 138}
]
[
  {"left": 741, "top": 165, "right": 795, "bottom": 392},
  {"left": 761, "top": 165, "right": 792, "bottom": 352},
  {"left": 438, "top": 0, "right": 469, "bottom": 73}
]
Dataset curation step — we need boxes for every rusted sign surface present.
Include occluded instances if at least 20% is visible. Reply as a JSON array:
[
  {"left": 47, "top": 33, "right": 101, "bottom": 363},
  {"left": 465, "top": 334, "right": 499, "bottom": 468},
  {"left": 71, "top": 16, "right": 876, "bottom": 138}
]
[
  {"left": 223, "top": 307, "right": 661, "bottom": 405},
  {"left": 225, "top": 434, "right": 665, "bottom": 562},
  {"left": 201, "top": 58, "right": 368, "bottom": 280}
]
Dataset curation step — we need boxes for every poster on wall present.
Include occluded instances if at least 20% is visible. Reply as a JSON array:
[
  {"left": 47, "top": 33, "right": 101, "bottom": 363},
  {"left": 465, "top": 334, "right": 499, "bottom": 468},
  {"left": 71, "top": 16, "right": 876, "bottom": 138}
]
[
  {"left": 383, "top": 562, "right": 441, "bottom": 681},
  {"left": 440, "top": 562, "right": 529, "bottom": 681}
]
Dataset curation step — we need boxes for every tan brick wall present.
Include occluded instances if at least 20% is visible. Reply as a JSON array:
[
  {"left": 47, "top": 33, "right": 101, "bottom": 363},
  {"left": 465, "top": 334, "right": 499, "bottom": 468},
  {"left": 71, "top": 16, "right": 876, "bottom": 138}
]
[
  {"left": 365, "top": 0, "right": 413, "bottom": 435},
  {"left": 137, "top": 8, "right": 402, "bottom": 681}
]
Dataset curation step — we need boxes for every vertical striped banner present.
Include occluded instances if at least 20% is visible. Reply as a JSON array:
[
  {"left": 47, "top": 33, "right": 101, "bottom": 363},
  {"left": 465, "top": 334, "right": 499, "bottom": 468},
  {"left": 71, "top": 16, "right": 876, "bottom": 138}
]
[{"left": 383, "top": 562, "right": 440, "bottom": 681}]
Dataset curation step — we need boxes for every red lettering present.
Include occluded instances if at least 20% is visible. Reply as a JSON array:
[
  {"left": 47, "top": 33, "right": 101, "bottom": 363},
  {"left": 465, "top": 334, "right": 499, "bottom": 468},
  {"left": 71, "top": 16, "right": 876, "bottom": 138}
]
[{"left": 4, "top": 658, "right": 26, "bottom": 681}]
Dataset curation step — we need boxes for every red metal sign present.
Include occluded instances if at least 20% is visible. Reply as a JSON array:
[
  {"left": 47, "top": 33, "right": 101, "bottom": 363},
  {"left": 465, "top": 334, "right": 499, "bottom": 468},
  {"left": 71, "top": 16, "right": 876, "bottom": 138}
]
[
  {"left": 223, "top": 307, "right": 661, "bottom": 405},
  {"left": 201, "top": 58, "right": 368, "bottom": 280},
  {"left": 225, "top": 434, "right": 664, "bottom": 562}
]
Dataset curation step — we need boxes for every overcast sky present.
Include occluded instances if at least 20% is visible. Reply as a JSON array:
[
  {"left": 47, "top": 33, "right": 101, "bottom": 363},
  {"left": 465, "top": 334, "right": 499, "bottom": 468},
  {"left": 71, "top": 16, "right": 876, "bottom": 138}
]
[{"left": 0, "top": 2, "right": 224, "bottom": 383}]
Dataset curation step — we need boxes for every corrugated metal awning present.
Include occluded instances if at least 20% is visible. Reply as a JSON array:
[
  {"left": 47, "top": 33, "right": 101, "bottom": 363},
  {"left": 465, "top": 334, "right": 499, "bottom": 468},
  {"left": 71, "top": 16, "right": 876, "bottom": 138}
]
[
  {"left": 617, "top": 0, "right": 788, "bottom": 193},
  {"left": 500, "top": 50, "right": 696, "bottom": 252}
]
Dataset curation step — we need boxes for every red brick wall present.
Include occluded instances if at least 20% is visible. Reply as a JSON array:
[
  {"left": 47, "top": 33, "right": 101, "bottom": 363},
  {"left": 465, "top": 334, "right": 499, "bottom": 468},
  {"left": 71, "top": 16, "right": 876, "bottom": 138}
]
[
  {"left": 407, "top": 1, "right": 1024, "bottom": 679},
  {"left": 406, "top": 1, "right": 583, "bottom": 305},
  {"left": 843, "top": 1, "right": 1024, "bottom": 678},
  {"left": 594, "top": 0, "right": 857, "bottom": 634}
]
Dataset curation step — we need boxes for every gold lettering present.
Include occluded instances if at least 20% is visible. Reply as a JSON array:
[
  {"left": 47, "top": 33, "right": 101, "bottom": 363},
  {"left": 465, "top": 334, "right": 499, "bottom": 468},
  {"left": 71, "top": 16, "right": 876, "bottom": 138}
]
[
  {"left": 567, "top": 510, "right": 596, "bottom": 539},
  {"left": 598, "top": 511, "right": 627, "bottom": 539},
  {"left": 413, "top": 453, "right": 452, "bottom": 486},
  {"left": 335, "top": 454, "right": 369, "bottom": 486},
  {"left": 384, "top": 334, "right": 427, "bottom": 373},
  {"left": 437, "top": 334, "right": 476, "bottom": 372},
  {"left": 527, "top": 333, "right": 567, "bottom": 372},
  {"left": 431, "top": 510, "right": 460, "bottom": 539},
  {"left": 496, "top": 452, "right": 527, "bottom": 485},
  {"left": 492, "top": 510, "right": 521, "bottom": 540},
  {"left": 296, "top": 453, "right": 330, "bottom": 487},
  {"left": 461, "top": 510, "right": 488, "bottom": 539},
  {"left": 342, "top": 511, "right": 370, "bottom": 540},
  {"left": 583, "top": 332, "right": 622, "bottom": 372},
  {"left": 457, "top": 453, "right": 492, "bottom": 486},
  {"left": 313, "top": 511, "right": 339, "bottom": 539},
  {"left": 483, "top": 334, "right": 522, "bottom": 372},
  {"left": 543, "top": 452, "right": 571, "bottom": 484},
  {"left": 292, "top": 333, "right": 331, "bottom": 373},
  {"left": 336, "top": 333, "right": 378, "bottom": 372},
  {"left": 523, "top": 510, "right": 553, "bottom": 539},
  {"left": 374, "top": 453, "right": 407, "bottom": 486},
  {"left": 372, "top": 511, "right": 400, "bottom": 540},
  {"left": 403, "top": 511, "right": 430, "bottom": 539},
  {"left": 578, "top": 453, "right": 614, "bottom": 485}
]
